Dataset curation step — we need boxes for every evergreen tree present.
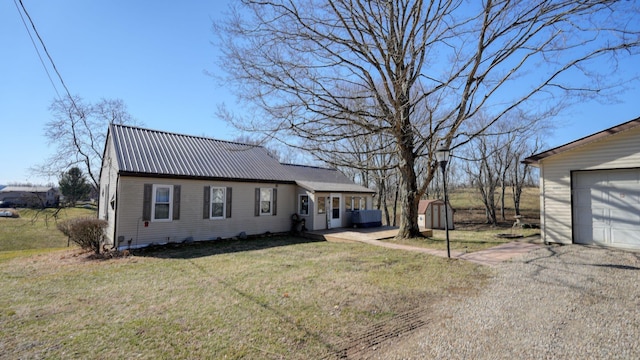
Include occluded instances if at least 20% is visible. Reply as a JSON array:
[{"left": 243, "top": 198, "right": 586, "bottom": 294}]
[{"left": 59, "top": 167, "right": 91, "bottom": 206}]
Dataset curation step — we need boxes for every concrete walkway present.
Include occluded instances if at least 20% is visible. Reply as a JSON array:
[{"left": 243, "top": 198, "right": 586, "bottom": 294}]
[{"left": 350, "top": 237, "right": 543, "bottom": 266}]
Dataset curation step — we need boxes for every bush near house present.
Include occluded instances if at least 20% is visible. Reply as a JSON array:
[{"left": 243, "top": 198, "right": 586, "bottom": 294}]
[{"left": 56, "top": 217, "right": 107, "bottom": 254}]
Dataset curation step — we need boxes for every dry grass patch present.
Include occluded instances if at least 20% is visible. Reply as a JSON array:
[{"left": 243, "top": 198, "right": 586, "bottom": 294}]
[
  {"left": 0, "top": 237, "right": 491, "bottom": 359},
  {"left": 0, "top": 207, "right": 96, "bottom": 252},
  {"left": 386, "top": 227, "right": 541, "bottom": 253}
]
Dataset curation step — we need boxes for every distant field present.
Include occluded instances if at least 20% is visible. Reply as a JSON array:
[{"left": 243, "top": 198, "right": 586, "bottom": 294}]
[
  {"left": 384, "top": 186, "right": 540, "bottom": 228},
  {"left": 448, "top": 186, "right": 539, "bottom": 225},
  {"left": 0, "top": 207, "right": 96, "bottom": 252}
]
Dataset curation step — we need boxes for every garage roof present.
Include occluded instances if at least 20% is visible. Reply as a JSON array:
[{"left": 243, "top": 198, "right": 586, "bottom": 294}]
[{"left": 523, "top": 116, "right": 640, "bottom": 166}]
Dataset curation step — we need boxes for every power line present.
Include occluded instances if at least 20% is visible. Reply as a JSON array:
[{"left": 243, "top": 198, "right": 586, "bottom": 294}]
[
  {"left": 12, "top": 0, "right": 60, "bottom": 98},
  {"left": 15, "top": 0, "right": 82, "bottom": 113}
]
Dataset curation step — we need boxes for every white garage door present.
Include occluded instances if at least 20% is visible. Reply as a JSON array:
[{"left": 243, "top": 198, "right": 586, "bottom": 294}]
[{"left": 573, "top": 169, "right": 640, "bottom": 249}]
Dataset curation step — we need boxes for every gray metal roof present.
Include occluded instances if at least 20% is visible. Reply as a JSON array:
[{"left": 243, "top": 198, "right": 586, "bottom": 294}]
[
  {"left": 0, "top": 186, "right": 56, "bottom": 193},
  {"left": 284, "top": 164, "right": 375, "bottom": 193},
  {"left": 110, "top": 124, "right": 294, "bottom": 182},
  {"left": 109, "top": 124, "right": 376, "bottom": 193}
]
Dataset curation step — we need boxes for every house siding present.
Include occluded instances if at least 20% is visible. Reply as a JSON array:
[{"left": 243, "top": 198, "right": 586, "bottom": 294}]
[
  {"left": 113, "top": 176, "right": 296, "bottom": 249},
  {"left": 99, "top": 133, "right": 119, "bottom": 247},
  {"left": 538, "top": 125, "right": 640, "bottom": 244}
]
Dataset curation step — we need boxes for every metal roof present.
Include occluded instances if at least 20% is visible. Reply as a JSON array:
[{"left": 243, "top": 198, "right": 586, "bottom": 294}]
[
  {"left": 110, "top": 124, "right": 294, "bottom": 182},
  {"left": 284, "top": 164, "right": 375, "bottom": 193},
  {"left": 109, "top": 125, "right": 376, "bottom": 194},
  {"left": 0, "top": 186, "right": 56, "bottom": 193}
]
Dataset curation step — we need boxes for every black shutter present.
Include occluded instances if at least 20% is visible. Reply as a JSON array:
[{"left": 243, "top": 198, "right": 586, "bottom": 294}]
[
  {"left": 203, "top": 186, "right": 210, "bottom": 219},
  {"left": 226, "top": 187, "right": 232, "bottom": 218},
  {"left": 142, "top": 184, "right": 152, "bottom": 221},
  {"left": 254, "top": 188, "right": 260, "bottom": 216},
  {"left": 173, "top": 185, "right": 181, "bottom": 220},
  {"left": 272, "top": 188, "right": 277, "bottom": 216}
]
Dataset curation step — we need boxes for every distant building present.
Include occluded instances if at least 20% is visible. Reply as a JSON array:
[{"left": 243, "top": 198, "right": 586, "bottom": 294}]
[{"left": 0, "top": 186, "right": 60, "bottom": 208}]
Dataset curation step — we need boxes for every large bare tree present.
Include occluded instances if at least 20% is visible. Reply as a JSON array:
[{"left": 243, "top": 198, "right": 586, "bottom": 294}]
[
  {"left": 215, "top": 0, "right": 640, "bottom": 238},
  {"left": 38, "top": 96, "right": 139, "bottom": 191}
]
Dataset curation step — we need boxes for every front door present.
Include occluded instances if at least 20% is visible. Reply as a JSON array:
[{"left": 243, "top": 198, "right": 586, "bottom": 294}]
[{"left": 329, "top": 194, "right": 342, "bottom": 229}]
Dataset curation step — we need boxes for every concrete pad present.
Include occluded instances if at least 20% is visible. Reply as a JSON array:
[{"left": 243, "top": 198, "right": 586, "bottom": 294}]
[{"left": 455, "top": 241, "right": 543, "bottom": 266}]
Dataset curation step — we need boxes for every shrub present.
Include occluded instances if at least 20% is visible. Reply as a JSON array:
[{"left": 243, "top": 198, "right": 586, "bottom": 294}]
[{"left": 57, "top": 217, "right": 108, "bottom": 254}]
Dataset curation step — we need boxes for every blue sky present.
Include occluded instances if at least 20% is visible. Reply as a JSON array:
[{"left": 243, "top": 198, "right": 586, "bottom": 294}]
[{"left": 2, "top": 1, "right": 640, "bottom": 185}]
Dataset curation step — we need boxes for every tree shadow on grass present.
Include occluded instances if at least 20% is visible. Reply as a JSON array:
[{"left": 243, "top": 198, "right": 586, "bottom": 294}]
[{"left": 132, "top": 234, "right": 325, "bottom": 259}]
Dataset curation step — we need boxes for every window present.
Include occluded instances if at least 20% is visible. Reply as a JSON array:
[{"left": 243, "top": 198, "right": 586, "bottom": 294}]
[
  {"left": 254, "top": 187, "right": 277, "bottom": 216},
  {"left": 210, "top": 187, "right": 226, "bottom": 219},
  {"left": 152, "top": 185, "right": 172, "bottom": 221},
  {"left": 352, "top": 196, "right": 364, "bottom": 211},
  {"left": 143, "top": 184, "right": 180, "bottom": 222},
  {"left": 317, "top": 196, "right": 326, "bottom": 214},
  {"left": 299, "top": 195, "right": 309, "bottom": 216},
  {"left": 203, "top": 186, "right": 231, "bottom": 219},
  {"left": 260, "top": 188, "right": 272, "bottom": 215}
]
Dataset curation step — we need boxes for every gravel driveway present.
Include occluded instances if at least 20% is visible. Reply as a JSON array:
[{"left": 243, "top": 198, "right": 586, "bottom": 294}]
[{"left": 373, "top": 244, "right": 640, "bottom": 359}]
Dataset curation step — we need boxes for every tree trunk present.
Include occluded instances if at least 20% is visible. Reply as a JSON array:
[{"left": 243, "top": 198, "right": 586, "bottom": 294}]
[
  {"left": 392, "top": 182, "right": 399, "bottom": 227},
  {"left": 395, "top": 102, "right": 421, "bottom": 238}
]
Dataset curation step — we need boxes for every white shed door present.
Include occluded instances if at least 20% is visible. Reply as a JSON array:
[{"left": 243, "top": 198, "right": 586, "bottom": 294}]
[{"left": 573, "top": 169, "right": 640, "bottom": 249}]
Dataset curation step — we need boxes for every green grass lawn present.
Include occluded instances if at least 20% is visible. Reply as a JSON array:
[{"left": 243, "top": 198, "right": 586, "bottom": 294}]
[
  {"left": 0, "top": 237, "right": 491, "bottom": 359},
  {"left": 0, "top": 207, "right": 96, "bottom": 252}
]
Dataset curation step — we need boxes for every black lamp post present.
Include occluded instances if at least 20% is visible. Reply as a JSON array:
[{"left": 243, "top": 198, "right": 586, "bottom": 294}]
[{"left": 436, "top": 142, "right": 451, "bottom": 258}]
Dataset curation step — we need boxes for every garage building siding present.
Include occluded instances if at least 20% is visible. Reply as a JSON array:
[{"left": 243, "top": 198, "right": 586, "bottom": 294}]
[{"left": 537, "top": 125, "right": 640, "bottom": 246}]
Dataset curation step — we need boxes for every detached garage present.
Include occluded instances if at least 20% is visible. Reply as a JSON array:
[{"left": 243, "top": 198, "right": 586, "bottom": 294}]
[{"left": 524, "top": 117, "right": 640, "bottom": 250}]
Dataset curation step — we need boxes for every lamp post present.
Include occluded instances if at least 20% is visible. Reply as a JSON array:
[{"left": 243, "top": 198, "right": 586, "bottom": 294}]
[{"left": 435, "top": 142, "right": 451, "bottom": 258}]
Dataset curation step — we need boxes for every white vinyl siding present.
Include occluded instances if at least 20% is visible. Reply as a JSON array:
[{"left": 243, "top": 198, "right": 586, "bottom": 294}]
[
  {"left": 538, "top": 125, "right": 640, "bottom": 246},
  {"left": 114, "top": 178, "right": 295, "bottom": 249},
  {"left": 98, "top": 134, "right": 119, "bottom": 247}
]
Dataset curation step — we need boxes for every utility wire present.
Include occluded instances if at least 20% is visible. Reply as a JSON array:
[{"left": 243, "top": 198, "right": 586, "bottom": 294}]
[
  {"left": 15, "top": 0, "right": 82, "bottom": 114},
  {"left": 13, "top": 0, "right": 60, "bottom": 99}
]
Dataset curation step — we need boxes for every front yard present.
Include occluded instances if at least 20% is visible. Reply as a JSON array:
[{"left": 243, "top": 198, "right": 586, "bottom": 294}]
[{"left": 0, "top": 237, "right": 491, "bottom": 359}]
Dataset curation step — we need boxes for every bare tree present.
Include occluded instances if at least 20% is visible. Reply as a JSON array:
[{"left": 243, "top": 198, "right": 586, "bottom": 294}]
[
  {"left": 215, "top": 0, "right": 640, "bottom": 238},
  {"left": 37, "top": 96, "right": 139, "bottom": 191},
  {"left": 511, "top": 137, "right": 542, "bottom": 216}
]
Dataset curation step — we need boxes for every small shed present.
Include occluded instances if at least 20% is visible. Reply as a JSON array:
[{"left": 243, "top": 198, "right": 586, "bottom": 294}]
[{"left": 417, "top": 199, "right": 454, "bottom": 230}]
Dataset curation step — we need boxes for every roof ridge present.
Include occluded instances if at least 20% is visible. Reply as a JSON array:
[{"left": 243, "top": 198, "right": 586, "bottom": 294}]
[
  {"left": 281, "top": 163, "right": 337, "bottom": 171},
  {"left": 110, "top": 123, "right": 265, "bottom": 148}
]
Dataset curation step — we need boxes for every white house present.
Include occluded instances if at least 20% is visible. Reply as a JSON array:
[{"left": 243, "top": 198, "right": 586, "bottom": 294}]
[
  {"left": 98, "top": 124, "right": 376, "bottom": 250},
  {"left": 524, "top": 117, "right": 640, "bottom": 250}
]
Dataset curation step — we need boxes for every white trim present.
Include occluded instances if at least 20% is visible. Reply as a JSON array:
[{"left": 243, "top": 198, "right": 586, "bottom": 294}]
[
  {"left": 329, "top": 193, "right": 341, "bottom": 228},
  {"left": 151, "top": 184, "right": 173, "bottom": 222}
]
